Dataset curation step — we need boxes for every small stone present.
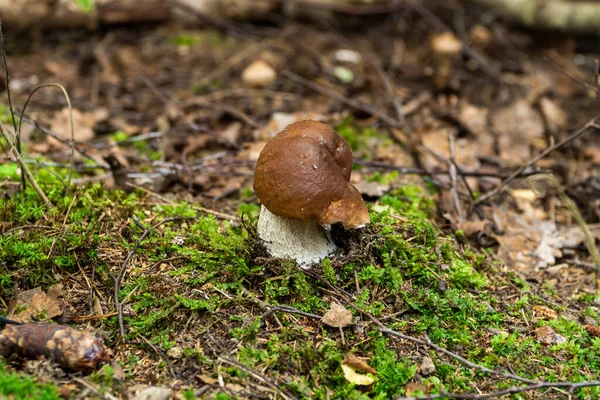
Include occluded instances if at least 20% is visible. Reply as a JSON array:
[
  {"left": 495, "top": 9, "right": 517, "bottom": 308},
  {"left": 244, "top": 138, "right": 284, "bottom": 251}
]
[
  {"left": 132, "top": 387, "right": 172, "bottom": 400},
  {"left": 332, "top": 49, "right": 362, "bottom": 64},
  {"left": 167, "top": 346, "right": 183, "bottom": 360},
  {"left": 242, "top": 60, "right": 276, "bottom": 87},
  {"left": 437, "top": 280, "right": 448, "bottom": 293},
  {"left": 535, "top": 326, "right": 566, "bottom": 345},
  {"left": 420, "top": 356, "right": 435, "bottom": 376}
]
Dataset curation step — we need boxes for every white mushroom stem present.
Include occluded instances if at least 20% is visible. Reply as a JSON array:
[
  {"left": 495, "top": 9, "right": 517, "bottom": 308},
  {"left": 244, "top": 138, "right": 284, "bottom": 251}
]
[{"left": 257, "top": 205, "right": 336, "bottom": 268}]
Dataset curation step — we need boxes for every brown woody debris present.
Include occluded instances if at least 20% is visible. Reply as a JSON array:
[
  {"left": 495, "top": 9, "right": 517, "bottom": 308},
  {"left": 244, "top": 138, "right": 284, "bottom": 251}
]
[
  {"left": 0, "top": 323, "right": 108, "bottom": 371},
  {"left": 342, "top": 354, "right": 377, "bottom": 375}
]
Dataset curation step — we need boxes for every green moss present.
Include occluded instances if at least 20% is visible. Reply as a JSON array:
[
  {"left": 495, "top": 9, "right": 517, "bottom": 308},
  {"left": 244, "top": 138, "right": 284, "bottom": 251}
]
[
  {"left": 0, "top": 361, "right": 60, "bottom": 400},
  {"left": 334, "top": 117, "right": 391, "bottom": 157},
  {"left": 365, "top": 171, "right": 399, "bottom": 184},
  {"left": 170, "top": 32, "right": 239, "bottom": 49},
  {"left": 2, "top": 169, "right": 599, "bottom": 398}
]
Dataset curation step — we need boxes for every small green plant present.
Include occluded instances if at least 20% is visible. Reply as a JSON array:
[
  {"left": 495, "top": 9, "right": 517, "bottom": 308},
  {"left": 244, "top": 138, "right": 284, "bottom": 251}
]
[{"left": 74, "top": 0, "right": 94, "bottom": 12}]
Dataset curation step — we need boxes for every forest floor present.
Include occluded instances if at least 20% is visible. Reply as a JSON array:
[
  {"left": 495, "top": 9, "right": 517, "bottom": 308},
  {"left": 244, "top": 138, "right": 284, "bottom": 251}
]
[{"left": 1, "top": 1, "right": 600, "bottom": 399}]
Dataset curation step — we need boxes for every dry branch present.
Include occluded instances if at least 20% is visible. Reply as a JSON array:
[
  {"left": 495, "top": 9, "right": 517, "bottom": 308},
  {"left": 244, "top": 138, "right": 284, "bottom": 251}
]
[{"left": 472, "top": 0, "right": 600, "bottom": 33}]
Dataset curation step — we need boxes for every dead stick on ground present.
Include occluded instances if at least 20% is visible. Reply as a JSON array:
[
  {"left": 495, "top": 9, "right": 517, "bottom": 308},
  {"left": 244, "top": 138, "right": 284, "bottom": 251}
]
[
  {"left": 406, "top": 0, "right": 502, "bottom": 81},
  {"left": 17, "top": 83, "right": 76, "bottom": 193},
  {"left": 219, "top": 356, "right": 299, "bottom": 400},
  {"left": 354, "top": 303, "right": 600, "bottom": 398},
  {"left": 135, "top": 335, "right": 178, "bottom": 379},
  {"left": 140, "top": 75, "right": 203, "bottom": 132},
  {"left": 473, "top": 116, "right": 600, "bottom": 207},
  {"left": 283, "top": 69, "right": 403, "bottom": 128},
  {"left": 372, "top": 59, "right": 405, "bottom": 126},
  {"left": 126, "top": 182, "right": 240, "bottom": 222},
  {"left": 192, "top": 39, "right": 275, "bottom": 89},
  {"left": 110, "top": 216, "right": 196, "bottom": 340},
  {"left": 448, "top": 133, "right": 464, "bottom": 223},
  {"left": 19, "top": 114, "right": 109, "bottom": 168},
  {"left": 266, "top": 292, "right": 600, "bottom": 398},
  {"left": 301, "top": 269, "right": 539, "bottom": 383},
  {"left": 0, "top": 19, "right": 19, "bottom": 163},
  {"left": 355, "top": 160, "right": 550, "bottom": 178}
]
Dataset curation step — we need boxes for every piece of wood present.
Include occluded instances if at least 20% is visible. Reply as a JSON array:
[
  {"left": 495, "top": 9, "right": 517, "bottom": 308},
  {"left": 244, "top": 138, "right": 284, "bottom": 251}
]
[
  {"left": 0, "top": 0, "right": 170, "bottom": 30},
  {"left": 472, "top": 0, "right": 600, "bottom": 33}
]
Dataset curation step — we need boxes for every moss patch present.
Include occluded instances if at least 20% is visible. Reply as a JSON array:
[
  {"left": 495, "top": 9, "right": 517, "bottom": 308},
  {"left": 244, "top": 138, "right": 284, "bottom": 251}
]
[{"left": 1, "top": 171, "right": 600, "bottom": 399}]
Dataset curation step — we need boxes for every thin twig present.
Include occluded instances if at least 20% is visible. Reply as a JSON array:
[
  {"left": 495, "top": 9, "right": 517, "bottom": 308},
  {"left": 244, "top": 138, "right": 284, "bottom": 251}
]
[
  {"left": 305, "top": 270, "right": 600, "bottom": 398},
  {"left": 282, "top": 0, "right": 402, "bottom": 15},
  {"left": 372, "top": 60, "right": 405, "bottom": 126},
  {"left": 74, "top": 312, "right": 119, "bottom": 322},
  {"left": 18, "top": 114, "right": 108, "bottom": 168},
  {"left": 17, "top": 84, "right": 76, "bottom": 193},
  {"left": 91, "top": 131, "right": 164, "bottom": 150},
  {"left": 397, "top": 380, "right": 600, "bottom": 399},
  {"left": 544, "top": 56, "right": 598, "bottom": 96},
  {"left": 140, "top": 75, "right": 203, "bottom": 132},
  {"left": 473, "top": 116, "right": 600, "bottom": 207},
  {"left": 261, "top": 305, "right": 323, "bottom": 321},
  {"left": 219, "top": 356, "right": 299, "bottom": 400},
  {"left": 0, "top": 18, "right": 21, "bottom": 184},
  {"left": 111, "top": 216, "right": 196, "bottom": 340},
  {"left": 126, "top": 182, "right": 240, "bottom": 222},
  {"left": 406, "top": 0, "right": 502, "bottom": 81},
  {"left": 135, "top": 336, "right": 178, "bottom": 379},
  {"left": 283, "top": 69, "right": 403, "bottom": 128},
  {"left": 355, "top": 159, "right": 549, "bottom": 178},
  {"left": 448, "top": 134, "right": 464, "bottom": 222},
  {"left": 0, "top": 121, "right": 53, "bottom": 209}
]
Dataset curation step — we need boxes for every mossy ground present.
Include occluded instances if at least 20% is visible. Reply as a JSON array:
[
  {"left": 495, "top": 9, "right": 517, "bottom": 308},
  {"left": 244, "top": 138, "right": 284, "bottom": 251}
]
[{"left": 1, "top": 168, "right": 600, "bottom": 399}]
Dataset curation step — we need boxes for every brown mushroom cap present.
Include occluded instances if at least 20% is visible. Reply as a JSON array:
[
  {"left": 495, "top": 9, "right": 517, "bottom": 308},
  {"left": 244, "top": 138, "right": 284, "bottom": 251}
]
[{"left": 254, "top": 120, "right": 369, "bottom": 228}]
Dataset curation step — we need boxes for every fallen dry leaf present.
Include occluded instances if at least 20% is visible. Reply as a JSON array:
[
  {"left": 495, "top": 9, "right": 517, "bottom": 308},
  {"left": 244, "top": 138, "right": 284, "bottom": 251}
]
[
  {"left": 539, "top": 97, "right": 567, "bottom": 134},
  {"left": 535, "top": 326, "right": 566, "bottom": 345},
  {"left": 493, "top": 209, "right": 588, "bottom": 272},
  {"left": 49, "top": 107, "right": 95, "bottom": 143},
  {"left": 458, "top": 102, "right": 489, "bottom": 136},
  {"left": 9, "top": 285, "right": 64, "bottom": 323},
  {"left": 456, "top": 220, "right": 488, "bottom": 237},
  {"left": 532, "top": 305, "right": 558, "bottom": 320},
  {"left": 342, "top": 354, "right": 377, "bottom": 375},
  {"left": 197, "top": 375, "right": 219, "bottom": 385},
  {"left": 220, "top": 122, "right": 243, "bottom": 146},
  {"left": 239, "top": 141, "right": 268, "bottom": 160},
  {"left": 321, "top": 302, "right": 353, "bottom": 328},
  {"left": 583, "top": 145, "right": 600, "bottom": 165},
  {"left": 354, "top": 180, "right": 390, "bottom": 198},
  {"left": 405, "top": 382, "right": 428, "bottom": 396},
  {"left": 492, "top": 99, "right": 545, "bottom": 163},
  {"left": 341, "top": 363, "right": 375, "bottom": 386}
]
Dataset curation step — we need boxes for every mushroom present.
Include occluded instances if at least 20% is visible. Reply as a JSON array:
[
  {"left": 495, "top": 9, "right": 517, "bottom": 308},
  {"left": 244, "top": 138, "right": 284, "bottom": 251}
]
[
  {"left": 253, "top": 120, "right": 369, "bottom": 267},
  {"left": 430, "top": 31, "right": 463, "bottom": 90}
]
